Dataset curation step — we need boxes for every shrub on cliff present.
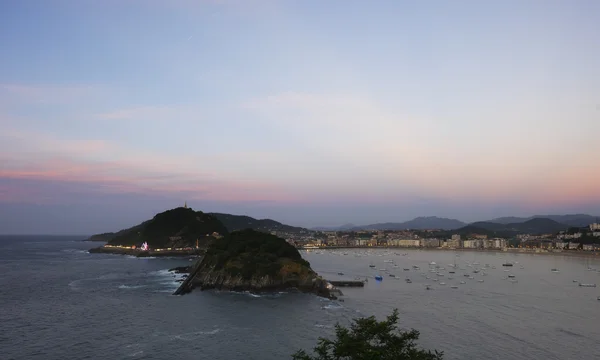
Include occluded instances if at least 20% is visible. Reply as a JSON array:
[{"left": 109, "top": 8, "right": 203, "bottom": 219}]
[{"left": 293, "top": 309, "right": 443, "bottom": 360}]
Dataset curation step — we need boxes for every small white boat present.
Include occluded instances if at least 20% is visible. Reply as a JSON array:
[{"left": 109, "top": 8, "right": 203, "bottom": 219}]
[
  {"left": 579, "top": 283, "right": 597, "bottom": 287},
  {"left": 478, "top": 280, "right": 484, "bottom": 283},
  {"left": 459, "top": 281, "right": 466, "bottom": 284},
  {"left": 451, "top": 285, "right": 458, "bottom": 289},
  {"left": 439, "top": 282, "right": 446, "bottom": 285}
]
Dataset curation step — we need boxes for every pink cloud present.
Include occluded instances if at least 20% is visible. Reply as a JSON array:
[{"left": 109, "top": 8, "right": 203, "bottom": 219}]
[{"left": 0, "top": 155, "right": 304, "bottom": 205}]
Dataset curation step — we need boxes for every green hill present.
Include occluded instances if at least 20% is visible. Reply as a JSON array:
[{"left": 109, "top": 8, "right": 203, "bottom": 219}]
[
  {"left": 453, "top": 218, "right": 569, "bottom": 237},
  {"left": 106, "top": 207, "right": 228, "bottom": 248},
  {"left": 208, "top": 213, "right": 308, "bottom": 233}
]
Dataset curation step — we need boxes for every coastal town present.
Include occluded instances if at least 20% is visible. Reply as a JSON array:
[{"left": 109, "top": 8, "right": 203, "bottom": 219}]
[
  {"left": 94, "top": 222, "right": 600, "bottom": 256},
  {"left": 278, "top": 222, "right": 600, "bottom": 253}
]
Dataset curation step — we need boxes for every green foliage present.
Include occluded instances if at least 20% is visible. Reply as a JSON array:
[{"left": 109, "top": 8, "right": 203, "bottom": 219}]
[
  {"left": 292, "top": 309, "right": 443, "bottom": 360},
  {"left": 205, "top": 229, "right": 310, "bottom": 279},
  {"left": 107, "top": 208, "right": 228, "bottom": 248}
]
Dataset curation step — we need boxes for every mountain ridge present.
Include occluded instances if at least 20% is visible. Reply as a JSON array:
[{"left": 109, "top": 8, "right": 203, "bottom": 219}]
[
  {"left": 313, "top": 214, "right": 598, "bottom": 231},
  {"left": 316, "top": 216, "right": 466, "bottom": 231},
  {"left": 487, "top": 214, "right": 598, "bottom": 227},
  {"left": 208, "top": 213, "right": 309, "bottom": 233},
  {"left": 452, "top": 218, "right": 570, "bottom": 237}
]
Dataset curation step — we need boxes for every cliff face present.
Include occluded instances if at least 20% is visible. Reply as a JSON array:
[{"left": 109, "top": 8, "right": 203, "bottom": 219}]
[
  {"left": 189, "top": 260, "right": 332, "bottom": 297},
  {"left": 174, "top": 229, "right": 334, "bottom": 299}
]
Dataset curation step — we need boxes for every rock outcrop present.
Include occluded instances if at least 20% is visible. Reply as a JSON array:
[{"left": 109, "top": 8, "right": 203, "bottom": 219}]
[{"left": 174, "top": 229, "right": 335, "bottom": 299}]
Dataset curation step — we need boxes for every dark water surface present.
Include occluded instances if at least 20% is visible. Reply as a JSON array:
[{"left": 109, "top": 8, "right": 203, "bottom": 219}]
[{"left": 1, "top": 236, "right": 599, "bottom": 359}]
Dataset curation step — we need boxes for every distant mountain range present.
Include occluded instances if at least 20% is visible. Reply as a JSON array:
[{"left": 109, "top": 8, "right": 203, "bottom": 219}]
[
  {"left": 314, "top": 217, "right": 467, "bottom": 231},
  {"left": 89, "top": 211, "right": 598, "bottom": 242},
  {"left": 315, "top": 214, "right": 598, "bottom": 233},
  {"left": 459, "top": 218, "right": 569, "bottom": 236},
  {"left": 487, "top": 214, "right": 598, "bottom": 228}
]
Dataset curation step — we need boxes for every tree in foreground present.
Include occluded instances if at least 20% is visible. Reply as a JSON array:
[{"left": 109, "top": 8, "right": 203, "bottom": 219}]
[{"left": 292, "top": 309, "right": 443, "bottom": 360}]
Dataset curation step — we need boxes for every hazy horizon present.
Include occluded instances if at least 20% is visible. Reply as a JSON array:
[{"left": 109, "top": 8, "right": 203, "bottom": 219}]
[
  {"left": 1, "top": 201, "right": 598, "bottom": 235},
  {"left": 1, "top": 1, "right": 599, "bottom": 234}
]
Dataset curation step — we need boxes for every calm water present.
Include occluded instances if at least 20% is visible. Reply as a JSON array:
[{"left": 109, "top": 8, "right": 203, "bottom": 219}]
[{"left": 1, "top": 236, "right": 599, "bottom": 359}]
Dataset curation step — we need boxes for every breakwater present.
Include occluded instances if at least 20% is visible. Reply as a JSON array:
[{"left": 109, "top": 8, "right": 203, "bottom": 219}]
[{"left": 328, "top": 280, "right": 365, "bottom": 287}]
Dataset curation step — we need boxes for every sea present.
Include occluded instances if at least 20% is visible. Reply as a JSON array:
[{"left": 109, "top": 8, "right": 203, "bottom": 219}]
[{"left": 1, "top": 236, "right": 600, "bottom": 360}]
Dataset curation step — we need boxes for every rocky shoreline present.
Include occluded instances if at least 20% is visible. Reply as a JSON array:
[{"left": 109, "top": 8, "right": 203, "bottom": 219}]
[{"left": 173, "top": 257, "right": 337, "bottom": 300}]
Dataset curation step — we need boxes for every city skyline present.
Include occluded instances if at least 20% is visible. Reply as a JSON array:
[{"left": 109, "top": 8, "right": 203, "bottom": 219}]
[{"left": 1, "top": 1, "right": 599, "bottom": 234}]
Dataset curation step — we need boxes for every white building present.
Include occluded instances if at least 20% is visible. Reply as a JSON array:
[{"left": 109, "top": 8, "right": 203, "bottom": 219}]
[
  {"left": 590, "top": 223, "right": 600, "bottom": 231},
  {"left": 492, "top": 238, "right": 507, "bottom": 249},
  {"left": 463, "top": 240, "right": 477, "bottom": 249},
  {"left": 398, "top": 239, "right": 421, "bottom": 247},
  {"left": 554, "top": 242, "right": 567, "bottom": 249},
  {"left": 422, "top": 239, "right": 441, "bottom": 248}
]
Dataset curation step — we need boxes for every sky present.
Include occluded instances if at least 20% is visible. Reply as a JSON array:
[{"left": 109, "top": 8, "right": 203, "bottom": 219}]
[{"left": 1, "top": 0, "right": 599, "bottom": 234}]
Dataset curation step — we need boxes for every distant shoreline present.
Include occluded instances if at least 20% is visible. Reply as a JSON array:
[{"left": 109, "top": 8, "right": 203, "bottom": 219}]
[{"left": 299, "top": 246, "right": 600, "bottom": 259}]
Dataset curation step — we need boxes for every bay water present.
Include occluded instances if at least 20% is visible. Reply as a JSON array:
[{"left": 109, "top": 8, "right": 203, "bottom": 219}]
[{"left": 1, "top": 236, "right": 599, "bottom": 359}]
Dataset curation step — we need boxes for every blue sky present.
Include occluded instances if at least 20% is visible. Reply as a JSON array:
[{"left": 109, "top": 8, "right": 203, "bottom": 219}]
[{"left": 1, "top": 0, "right": 599, "bottom": 234}]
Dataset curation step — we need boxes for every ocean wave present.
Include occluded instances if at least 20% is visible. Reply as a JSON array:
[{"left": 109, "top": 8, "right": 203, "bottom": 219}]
[
  {"left": 150, "top": 269, "right": 172, "bottom": 276},
  {"left": 171, "top": 329, "right": 221, "bottom": 341},
  {"left": 68, "top": 279, "right": 82, "bottom": 290},
  {"left": 118, "top": 284, "right": 147, "bottom": 289},
  {"left": 61, "top": 249, "right": 89, "bottom": 254},
  {"left": 322, "top": 304, "right": 343, "bottom": 310}
]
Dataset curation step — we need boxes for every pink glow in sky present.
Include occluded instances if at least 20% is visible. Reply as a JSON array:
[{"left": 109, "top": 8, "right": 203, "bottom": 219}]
[{"left": 1, "top": 1, "right": 599, "bottom": 234}]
